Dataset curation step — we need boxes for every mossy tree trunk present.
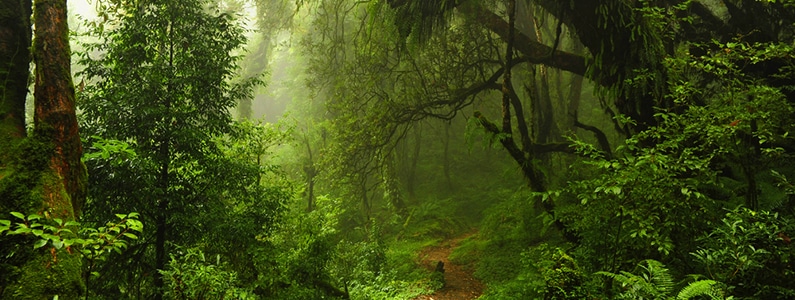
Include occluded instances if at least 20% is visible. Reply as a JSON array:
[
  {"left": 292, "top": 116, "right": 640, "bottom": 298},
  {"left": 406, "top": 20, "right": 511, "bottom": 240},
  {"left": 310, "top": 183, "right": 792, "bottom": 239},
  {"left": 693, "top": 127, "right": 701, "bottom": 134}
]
[
  {"left": 0, "top": 0, "right": 87, "bottom": 298},
  {"left": 0, "top": 0, "right": 31, "bottom": 159},
  {"left": 33, "top": 0, "right": 87, "bottom": 217}
]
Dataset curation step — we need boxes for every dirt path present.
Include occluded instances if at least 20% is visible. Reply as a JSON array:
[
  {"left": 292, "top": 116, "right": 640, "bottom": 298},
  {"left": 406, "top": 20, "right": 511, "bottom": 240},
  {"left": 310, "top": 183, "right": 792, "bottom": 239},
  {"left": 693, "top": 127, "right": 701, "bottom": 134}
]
[{"left": 413, "top": 232, "right": 484, "bottom": 300}]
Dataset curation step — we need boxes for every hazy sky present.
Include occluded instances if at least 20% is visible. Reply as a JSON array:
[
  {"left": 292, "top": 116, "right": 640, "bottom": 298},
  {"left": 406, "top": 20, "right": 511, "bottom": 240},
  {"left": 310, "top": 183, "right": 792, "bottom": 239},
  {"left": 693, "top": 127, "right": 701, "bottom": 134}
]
[{"left": 69, "top": 0, "right": 96, "bottom": 19}]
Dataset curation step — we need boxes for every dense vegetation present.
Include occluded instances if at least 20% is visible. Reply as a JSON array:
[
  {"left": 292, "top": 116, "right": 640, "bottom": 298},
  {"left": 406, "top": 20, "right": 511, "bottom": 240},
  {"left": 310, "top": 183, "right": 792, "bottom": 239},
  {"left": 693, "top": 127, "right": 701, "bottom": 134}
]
[{"left": 2, "top": 0, "right": 795, "bottom": 299}]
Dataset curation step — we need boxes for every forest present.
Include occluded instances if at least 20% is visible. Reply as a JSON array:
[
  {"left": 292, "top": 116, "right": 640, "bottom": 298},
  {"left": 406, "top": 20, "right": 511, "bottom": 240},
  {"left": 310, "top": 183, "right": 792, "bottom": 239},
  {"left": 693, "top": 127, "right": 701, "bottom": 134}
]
[{"left": 1, "top": 0, "right": 794, "bottom": 299}]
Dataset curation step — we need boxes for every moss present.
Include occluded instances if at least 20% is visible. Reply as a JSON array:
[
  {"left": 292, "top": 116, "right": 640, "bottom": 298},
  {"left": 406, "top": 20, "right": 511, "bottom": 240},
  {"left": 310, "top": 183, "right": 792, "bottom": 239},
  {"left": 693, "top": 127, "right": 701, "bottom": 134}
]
[
  {"left": 0, "top": 136, "right": 51, "bottom": 215},
  {"left": 0, "top": 136, "right": 82, "bottom": 299},
  {"left": 1, "top": 246, "right": 84, "bottom": 300}
]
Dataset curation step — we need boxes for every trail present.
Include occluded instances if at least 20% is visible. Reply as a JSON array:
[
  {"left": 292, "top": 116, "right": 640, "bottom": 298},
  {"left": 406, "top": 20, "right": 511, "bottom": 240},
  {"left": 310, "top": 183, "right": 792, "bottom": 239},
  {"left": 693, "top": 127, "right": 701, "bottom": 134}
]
[{"left": 413, "top": 232, "right": 484, "bottom": 300}]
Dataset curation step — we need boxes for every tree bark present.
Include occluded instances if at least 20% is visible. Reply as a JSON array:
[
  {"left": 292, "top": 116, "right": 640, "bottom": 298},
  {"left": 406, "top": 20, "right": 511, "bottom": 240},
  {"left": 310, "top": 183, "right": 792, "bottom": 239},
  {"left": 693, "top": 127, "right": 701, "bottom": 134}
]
[
  {"left": 1, "top": 0, "right": 86, "bottom": 298},
  {"left": 33, "top": 0, "right": 87, "bottom": 218},
  {"left": 0, "top": 0, "right": 31, "bottom": 159}
]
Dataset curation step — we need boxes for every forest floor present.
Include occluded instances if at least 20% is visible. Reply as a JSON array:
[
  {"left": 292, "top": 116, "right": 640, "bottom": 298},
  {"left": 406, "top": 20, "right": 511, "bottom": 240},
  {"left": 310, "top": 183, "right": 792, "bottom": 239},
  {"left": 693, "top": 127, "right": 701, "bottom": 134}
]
[{"left": 413, "top": 232, "right": 484, "bottom": 300}]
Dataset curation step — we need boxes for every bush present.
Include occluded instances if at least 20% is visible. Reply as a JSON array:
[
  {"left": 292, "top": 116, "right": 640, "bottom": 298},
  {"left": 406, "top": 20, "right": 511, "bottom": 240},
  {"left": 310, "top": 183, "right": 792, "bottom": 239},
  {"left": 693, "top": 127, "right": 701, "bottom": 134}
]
[
  {"left": 161, "top": 247, "right": 254, "bottom": 300},
  {"left": 692, "top": 207, "right": 795, "bottom": 299}
]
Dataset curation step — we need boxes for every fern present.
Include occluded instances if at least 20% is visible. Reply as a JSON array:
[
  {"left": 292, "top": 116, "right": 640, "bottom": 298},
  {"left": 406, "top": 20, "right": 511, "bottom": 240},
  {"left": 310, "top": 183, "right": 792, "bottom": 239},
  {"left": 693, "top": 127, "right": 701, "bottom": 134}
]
[
  {"left": 676, "top": 280, "right": 728, "bottom": 300},
  {"left": 640, "top": 259, "right": 675, "bottom": 296},
  {"left": 598, "top": 260, "right": 731, "bottom": 300},
  {"left": 597, "top": 260, "right": 674, "bottom": 299}
]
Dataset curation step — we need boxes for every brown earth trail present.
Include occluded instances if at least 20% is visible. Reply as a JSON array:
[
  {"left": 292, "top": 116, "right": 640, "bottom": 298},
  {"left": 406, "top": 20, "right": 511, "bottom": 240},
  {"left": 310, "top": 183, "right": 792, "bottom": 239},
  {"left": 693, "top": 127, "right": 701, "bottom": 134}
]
[{"left": 414, "top": 232, "right": 484, "bottom": 300}]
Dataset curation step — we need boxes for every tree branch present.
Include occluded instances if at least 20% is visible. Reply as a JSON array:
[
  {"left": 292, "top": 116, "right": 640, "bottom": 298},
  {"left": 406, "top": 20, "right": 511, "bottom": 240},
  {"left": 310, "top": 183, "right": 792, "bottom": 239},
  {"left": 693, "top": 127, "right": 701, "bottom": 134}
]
[{"left": 574, "top": 117, "right": 612, "bottom": 159}]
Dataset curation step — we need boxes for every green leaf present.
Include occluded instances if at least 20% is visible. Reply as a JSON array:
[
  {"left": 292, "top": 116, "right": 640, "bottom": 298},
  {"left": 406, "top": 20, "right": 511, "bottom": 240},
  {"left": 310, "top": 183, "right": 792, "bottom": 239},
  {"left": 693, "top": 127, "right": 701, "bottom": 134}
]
[
  {"left": 122, "top": 232, "right": 138, "bottom": 239},
  {"left": 41, "top": 234, "right": 59, "bottom": 241},
  {"left": 10, "top": 212, "right": 25, "bottom": 220},
  {"left": 609, "top": 186, "right": 622, "bottom": 195},
  {"left": 11, "top": 227, "right": 32, "bottom": 235},
  {"left": 34, "top": 239, "right": 48, "bottom": 249}
]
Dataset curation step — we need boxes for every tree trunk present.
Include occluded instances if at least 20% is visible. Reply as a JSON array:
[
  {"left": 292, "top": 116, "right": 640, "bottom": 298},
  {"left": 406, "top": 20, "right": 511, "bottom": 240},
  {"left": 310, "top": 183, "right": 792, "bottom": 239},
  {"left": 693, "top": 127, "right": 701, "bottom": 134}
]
[
  {"left": 1, "top": 0, "right": 86, "bottom": 298},
  {"left": 0, "top": 0, "right": 31, "bottom": 161},
  {"left": 33, "top": 0, "right": 87, "bottom": 218}
]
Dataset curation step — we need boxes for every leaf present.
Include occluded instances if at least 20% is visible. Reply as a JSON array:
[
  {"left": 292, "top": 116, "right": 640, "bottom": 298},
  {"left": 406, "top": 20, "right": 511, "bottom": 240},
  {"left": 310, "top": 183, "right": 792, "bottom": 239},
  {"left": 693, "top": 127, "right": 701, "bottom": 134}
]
[
  {"left": 676, "top": 280, "right": 717, "bottom": 299},
  {"left": 34, "top": 239, "right": 48, "bottom": 249},
  {"left": 122, "top": 232, "right": 138, "bottom": 239},
  {"left": 11, "top": 227, "right": 32, "bottom": 235},
  {"left": 609, "top": 186, "right": 622, "bottom": 195},
  {"left": 10, "top": 212, "right": 25, "bottom": 220}
]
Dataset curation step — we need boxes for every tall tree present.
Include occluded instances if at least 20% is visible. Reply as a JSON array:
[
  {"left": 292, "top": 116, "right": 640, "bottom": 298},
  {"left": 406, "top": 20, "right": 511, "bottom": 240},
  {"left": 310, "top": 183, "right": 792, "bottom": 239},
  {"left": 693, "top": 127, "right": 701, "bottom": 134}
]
[
  {"left": 1, "top": 0, "right": 86, "bottom": 298},
  {"left": 78, "top": 0, "right": 268, "bottom": 297}
]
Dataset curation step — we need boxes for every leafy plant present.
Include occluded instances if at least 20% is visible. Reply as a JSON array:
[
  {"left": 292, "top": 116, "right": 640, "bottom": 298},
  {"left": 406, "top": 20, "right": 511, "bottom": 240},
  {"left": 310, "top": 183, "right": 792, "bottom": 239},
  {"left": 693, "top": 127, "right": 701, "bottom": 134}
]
[
  {"left": 0, "top": 212, "right": 143, "bottom": 295},
  {"left": 160, "top": 246, "right": 255, "bottom": 300},
  {"left": 0, "top": 212, "right": 142, "bottom": 257},
  {"left": 692, "top": 207, "right": 795, "bottom": 298},
  {"left": 597, "top": 259, "right": 730, "bottom": 300}
]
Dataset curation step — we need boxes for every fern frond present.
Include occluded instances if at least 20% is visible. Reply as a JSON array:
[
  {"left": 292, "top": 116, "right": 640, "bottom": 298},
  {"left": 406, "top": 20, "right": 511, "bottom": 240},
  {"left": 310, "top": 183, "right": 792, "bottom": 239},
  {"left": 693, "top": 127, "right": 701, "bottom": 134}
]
[
  {"left": 641, "top": 259, "right": 675, "bottom": 295},
  {"left": 676, "top": 280, "right": 723, "bottom": 300}
]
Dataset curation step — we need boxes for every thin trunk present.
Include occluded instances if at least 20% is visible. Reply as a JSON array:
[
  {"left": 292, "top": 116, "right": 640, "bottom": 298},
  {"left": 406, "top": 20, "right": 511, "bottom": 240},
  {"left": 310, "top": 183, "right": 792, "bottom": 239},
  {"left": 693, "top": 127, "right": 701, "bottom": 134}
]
[
  {"left": 384, "top": 152, "right": 407, "bottom": 217},
  {"left": 153, "top": 18, "right": 176, "bottom": 300},
  {"left": 304, "top": 134, "right": 316, "bottom": 211},
  {"left": 154, "top": 161, "right": 168, "bottom": 300},
  {"left": 361, "top": 176, "right": 371, "bottom": 222},
  {"left": 442, "top": 122, "right": 452, "bottom": 191},
  {"left": 406, "top": 125, "right": 421, "bottom": 199}
]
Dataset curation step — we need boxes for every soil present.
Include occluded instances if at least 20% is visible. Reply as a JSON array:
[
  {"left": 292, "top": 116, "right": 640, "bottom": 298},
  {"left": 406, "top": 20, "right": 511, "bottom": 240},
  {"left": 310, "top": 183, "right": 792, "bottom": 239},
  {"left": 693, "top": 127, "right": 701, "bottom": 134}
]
[{"left": 413, "top": 232, "right": 485, "bottom": 300}]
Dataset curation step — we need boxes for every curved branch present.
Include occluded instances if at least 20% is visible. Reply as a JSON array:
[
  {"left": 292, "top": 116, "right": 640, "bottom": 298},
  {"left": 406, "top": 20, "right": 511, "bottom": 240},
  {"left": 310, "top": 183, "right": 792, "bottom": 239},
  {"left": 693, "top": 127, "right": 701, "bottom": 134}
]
[
  {"left": 574, "top": 118, "right": 613, "bottom": 159},
  {"left": 459, "top": 4, "right": 613, "bottom": 86}
]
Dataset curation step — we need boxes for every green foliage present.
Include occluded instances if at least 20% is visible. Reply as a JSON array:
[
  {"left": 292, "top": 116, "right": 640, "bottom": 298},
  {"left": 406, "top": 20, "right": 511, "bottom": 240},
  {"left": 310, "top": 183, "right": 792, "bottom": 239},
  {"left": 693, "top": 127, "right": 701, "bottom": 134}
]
[
  {"left": 533, "top": 246, "right": 589, "bottom": 299},
  {"left": 161, "top": 247, "right": 255, "bottom": 300},
  {"left": 75, "top": 0, "right": 284, "bottom": 297},
  {"left": 554, "top": 33, "right": 795, "bottom": 272},
  {"left": 0, "top": 136, "right": 53, "bottom": 215},
  {"left": 478, "top": 244, "right": 589, "bottom": 300},
  {"left": 559, "top": 117, "right": 720, "bottom": 267},
  {"left": 472, "top": 190, "right": 548, "bottom": 285},
  {"left": 692, "top": 207, "right": 795, "bottom": 299},
  {"left": 597, "top": 259, "right": 730, "bottom": 300},
  {"left": 597, "top": 260, "right": 676, "bottom": 299},
  {"left": 0, "top": 211, "right": 142, "bottom": 298},
  {"left": 0, "top": 212, "right": 141, "bottom": 257}
]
